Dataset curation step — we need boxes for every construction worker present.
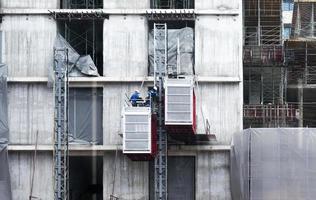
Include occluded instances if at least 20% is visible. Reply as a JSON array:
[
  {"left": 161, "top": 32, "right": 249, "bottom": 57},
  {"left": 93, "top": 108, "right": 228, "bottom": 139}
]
[
  {"left": 130, "top": 90, "right": 143, "bottom": 106},
  {"left": 145, "top": 87, "right": 157, "bottom": 107}
]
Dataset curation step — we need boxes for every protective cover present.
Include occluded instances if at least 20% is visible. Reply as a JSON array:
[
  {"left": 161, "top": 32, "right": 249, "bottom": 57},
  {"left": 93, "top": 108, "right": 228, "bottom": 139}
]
[
  {"left": 50, "top": 34, "right": 99, "bottom": 83},
  {"left": 149, "top": 27, "right": 194, "bottom": 75},
  {"left": 0, "top": 65, "right": 12, "bottom": 200},
  {"left": 0, "top": 65, "right": 9, "bottom": 142},
  {"left": 231, "top": 128, "right": 316, "bottom": 200},
  {"left": 69, "top": 88, "right": 103, "bottom": 144}
]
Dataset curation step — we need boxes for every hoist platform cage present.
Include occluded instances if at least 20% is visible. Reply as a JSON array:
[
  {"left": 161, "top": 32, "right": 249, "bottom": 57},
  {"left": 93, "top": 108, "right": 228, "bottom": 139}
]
[
  {"left": 122, "top": 107, "right": 157, "bottom": 161},
  {"left": 165, "top": 78, "right": 196, "bottom": 135}
]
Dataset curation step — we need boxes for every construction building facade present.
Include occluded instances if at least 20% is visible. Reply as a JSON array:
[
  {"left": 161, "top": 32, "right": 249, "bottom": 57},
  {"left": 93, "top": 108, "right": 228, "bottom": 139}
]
[
  {"left": 2, "top": 0, "right": 316, "bottom": 199},
  {"left": 0, "top": 0, "right": 242, "bottom": 199}
]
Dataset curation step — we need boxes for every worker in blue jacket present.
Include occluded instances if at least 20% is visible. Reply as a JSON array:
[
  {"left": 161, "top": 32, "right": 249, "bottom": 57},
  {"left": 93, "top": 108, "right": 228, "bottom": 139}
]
[{"left": 130, "top": 90, "right": 143, "bottom": 106}]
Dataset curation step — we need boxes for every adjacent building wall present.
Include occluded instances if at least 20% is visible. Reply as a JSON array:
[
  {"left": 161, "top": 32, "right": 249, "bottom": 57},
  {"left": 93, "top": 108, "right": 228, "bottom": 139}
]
[
  {"left": 103, "top": 15, "right": 148, "bottom": 77},
  {"left": 103, "top": 152, "right": 149, "bottom": 200},
  {"left": 9, "top": 152, "right": 53, "bottom": 200},
  {"left": 1, "top": 16, "right": 56, "bottom": 77},
  {"left": 103, "top": 0, "right": 150, "bottom": 9},
  {"left": 0, "top": 0, "right": 59, "bottom": 9},
  {"left": 195, "top": 0, "right": 239, "bottom": 10},
  {"left": 8, "top": 83, "right": 54, "bottom": 145},
  {"left": 196, "top": 152, "right": 231, "bottom": 200}
]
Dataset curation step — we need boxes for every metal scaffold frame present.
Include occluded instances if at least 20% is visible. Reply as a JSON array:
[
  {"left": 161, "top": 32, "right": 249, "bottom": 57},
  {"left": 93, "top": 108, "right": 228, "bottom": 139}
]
[
  {"left": 53, "top": 48, "right": 69, "bottom": 200},
  {"left": 153, "top": 23, "right": 168, "bottom": 200}
]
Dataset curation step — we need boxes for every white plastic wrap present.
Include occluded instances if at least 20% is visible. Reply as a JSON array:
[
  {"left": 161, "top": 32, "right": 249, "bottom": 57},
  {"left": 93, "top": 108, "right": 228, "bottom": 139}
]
[
  {"left": 149, "top": 27, "right": 194, "bottom": 75},
  {"left": 231, "top": 128, "right": 316, "bottom": 200}
]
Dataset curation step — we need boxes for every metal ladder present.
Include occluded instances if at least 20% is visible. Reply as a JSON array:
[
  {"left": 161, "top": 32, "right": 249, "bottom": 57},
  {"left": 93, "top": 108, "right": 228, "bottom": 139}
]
[
  {"left": 154, "top": 23, "right": 168, "bottom": 200},
  {"left": 53, "top": 48, "right": 69, "bottom": 200}
]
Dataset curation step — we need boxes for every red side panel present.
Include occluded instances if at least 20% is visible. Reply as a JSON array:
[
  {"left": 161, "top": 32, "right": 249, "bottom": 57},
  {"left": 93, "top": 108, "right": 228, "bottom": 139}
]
[
  {"left": 192, "top": 90, "right": 196, "bottom": 134},
  {"left": 151, "top": 114, "right": 158, "bottom": 156}
]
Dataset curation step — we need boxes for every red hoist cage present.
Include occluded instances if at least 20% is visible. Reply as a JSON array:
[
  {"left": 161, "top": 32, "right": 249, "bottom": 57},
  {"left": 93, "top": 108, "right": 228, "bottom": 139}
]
[
  {"left": 164, "top": 78, "right": 197, "bottom": 136},
  {"left": 122, "top": 106, "right": 157, "bottom": 161}
]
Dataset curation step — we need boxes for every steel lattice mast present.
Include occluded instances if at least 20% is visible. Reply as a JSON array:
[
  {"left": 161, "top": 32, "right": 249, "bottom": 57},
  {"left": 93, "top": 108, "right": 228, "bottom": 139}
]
[
  {"left": 53, "top": 48, "right": 69, "bottom": 200},
  {"left": 153, "top": 23, "right": 168, "bottom": 200}
]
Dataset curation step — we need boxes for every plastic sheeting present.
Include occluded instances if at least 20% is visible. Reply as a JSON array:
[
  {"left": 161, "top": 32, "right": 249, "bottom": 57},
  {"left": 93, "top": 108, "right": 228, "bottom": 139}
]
[
  {"left": 149, "top": 27, "right": 194, "bottom": 76},
  {"left": 0, "top": 64, "right": 9, "bottom": 142},
  {"left": 231, "top": 128, "right": 316, "bottom": 200},
  {"left": 0, "top": 65, "right": 12, "bottom": 200},
  {"left": 50, "top": 34, "right": 99, "bottom": 82},
  {"left": 69, "top": 88, "right": 103, "bottom": 144}
]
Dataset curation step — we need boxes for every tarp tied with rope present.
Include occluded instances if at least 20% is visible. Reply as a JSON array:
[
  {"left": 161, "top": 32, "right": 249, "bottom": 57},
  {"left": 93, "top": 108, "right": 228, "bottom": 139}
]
[{"left": 0, "top": 64, "right": 12, "bottom": 200}]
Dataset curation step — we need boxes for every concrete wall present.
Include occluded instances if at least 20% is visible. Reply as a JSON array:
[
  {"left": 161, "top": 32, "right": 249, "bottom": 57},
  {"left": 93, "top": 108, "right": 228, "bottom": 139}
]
[
  {"left": 8, "top": 83, "right": 54, "bottom": 144},
  {"left": 196, "top": 151, "right": 231, "bottom": 200},
  {"left": 195, "top": 0, "right": 239, "bottom": 10},
  {"left": 103, "top": 15, "right": 148, "bottom": 77},
  {"left": 196, "top": 83, "right": 242, "bottom": 144},
  {"left": 195, "top": 15, "right": 241, "bottom": 77},
  {"left": 0, "top": 0, "right": 59, "bottom": 9},
  {"left": 9, "top": 152, "right": 53, "bottom": 200},
  {"left": 104, "top": 0, "right": 150, "bottom": 9},
  {"left": 1, "top": 16, "right": 56, "bottom": 77},
  {"left": 104, "top": 152, "right": 149, "bottom": 200}
]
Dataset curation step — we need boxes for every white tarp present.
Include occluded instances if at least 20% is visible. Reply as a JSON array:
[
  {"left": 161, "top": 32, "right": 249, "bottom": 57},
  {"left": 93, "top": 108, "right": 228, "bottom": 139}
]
[
  {"left": 231, "top": 128, "right": 316, "bottom": 200},
  {"left": 0, "top": 64, "right": 12, "bottom": 200},
  {"left": 149, "top": 27, "right": 194, "bottom": 76}
]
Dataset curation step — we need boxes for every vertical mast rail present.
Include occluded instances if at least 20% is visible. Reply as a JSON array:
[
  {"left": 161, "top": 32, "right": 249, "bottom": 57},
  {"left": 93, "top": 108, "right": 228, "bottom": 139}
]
[
  {"left": 154, "top": 23, "right": 168, "bottom": 200},
  {"left": 53, "top": 48, "right": 69, "bottom": 200}
]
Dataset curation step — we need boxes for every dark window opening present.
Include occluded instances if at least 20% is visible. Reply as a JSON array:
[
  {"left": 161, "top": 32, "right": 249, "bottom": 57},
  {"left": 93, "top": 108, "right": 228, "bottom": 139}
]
[
  {"left": 148, "top": 21, "right": 195, "bottom": 76},
  {"left": 149, "top": 156, "right": 196, "bottom": 200},
  {"left": 57, "top": 20, "right": 103, "bottom": 75},
  {"left": 150, "top": 0, "right": 194, "bottom": 9},
  {"left": 69, "top": 88, "right": 103, "bottom": 144},
  {"left": 69, "top": 156, "right": 103, "bottom": 200},
  {"left": 61, "top": 0, "right": 103, "bottom": 9}
]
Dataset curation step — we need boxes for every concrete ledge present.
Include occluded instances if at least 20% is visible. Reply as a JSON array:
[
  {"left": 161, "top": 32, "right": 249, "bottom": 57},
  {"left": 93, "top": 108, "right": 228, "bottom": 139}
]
[
  {"left": 7, "top": 76, "right": 241, "bottom": 83},
  {"left": 8, "top": 144, "right": 231, "bottom": 152},
  {"left": 0, "top": 8, "right": 240, "bottom": 16}
]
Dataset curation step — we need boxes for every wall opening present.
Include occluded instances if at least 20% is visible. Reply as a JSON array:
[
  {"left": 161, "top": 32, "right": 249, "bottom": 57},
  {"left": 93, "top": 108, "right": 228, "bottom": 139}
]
[
  {"left": 57, "top": 20, "right": 103, "bottom": 75},
  {"left": 69, "top": 88, "right": 103, "bottom": 144},
  {"left": 148, "top": 21, "right": 195, "bottom": 76},
  {"left": 61, "top": 0, "right": 103, "bottom": 9},
  {"left": 69, "top": 156, "right": 103, "bottom": 200},
  {"left": 149, "top": 156, "right": 196, "bottom": 200},
  {"left": 150, "top": 0, "right": 194, "bottom": 9}
]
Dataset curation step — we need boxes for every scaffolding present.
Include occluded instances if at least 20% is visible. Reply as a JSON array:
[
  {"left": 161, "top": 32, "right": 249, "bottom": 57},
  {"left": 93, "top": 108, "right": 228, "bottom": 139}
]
[
  {"left": 291, "top": 2, "right": 316, "bottom": 38},
  {"left": 243, "top": 104, "right": 298, "bottom": 128}
]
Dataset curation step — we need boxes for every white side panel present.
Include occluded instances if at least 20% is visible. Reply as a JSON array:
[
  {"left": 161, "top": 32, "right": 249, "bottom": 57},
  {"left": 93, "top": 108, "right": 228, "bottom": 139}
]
[
  {"left": 165, "top": 79, "right": 193, "bottom": 125},
  {"left": 1, "top": 16, "right": 57, "bottom": 77},
  {"left": 123, "top": 108, "right": 151, "bottom": 153},
  {"left": 103, "top": 15, "right": 148, "bottom": 77},
  {"left": 8, "top": 83, "right": 54, "bottom": 144}
]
